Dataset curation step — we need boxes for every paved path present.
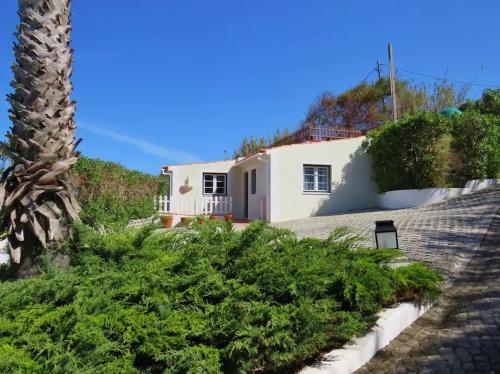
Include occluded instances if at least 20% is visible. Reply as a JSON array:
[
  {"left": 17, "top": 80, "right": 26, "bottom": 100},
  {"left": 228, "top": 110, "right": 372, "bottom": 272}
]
[
  {"left": 356, "top": 212, "right": 500, "bottom": 373},
  {"left": 275, "top": 187, "right": 500, "bottom": 279}
]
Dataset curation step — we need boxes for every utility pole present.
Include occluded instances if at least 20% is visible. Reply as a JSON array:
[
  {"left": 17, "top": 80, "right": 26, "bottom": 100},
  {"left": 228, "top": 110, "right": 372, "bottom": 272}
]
[
  {"left": 388, "top": 43, "right": 397, "bottom": 121},
  {"left": 376, "top": 60, "right": 381, "bottom": 80}
]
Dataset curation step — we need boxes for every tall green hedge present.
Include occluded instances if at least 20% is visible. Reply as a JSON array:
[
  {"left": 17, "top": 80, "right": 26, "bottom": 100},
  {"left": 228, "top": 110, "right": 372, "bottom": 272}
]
[
  {"left": 363, "top": 112, "right": 451, "bottom": 192},
  {"left": 70, "top": 157, "right": 159, "bottom": 228},
  {"left": 364, "top": 111, "right": 500, "bottom": 192},
  {"left": 451, "top": 111, "right": 500, "bottom": 185}
]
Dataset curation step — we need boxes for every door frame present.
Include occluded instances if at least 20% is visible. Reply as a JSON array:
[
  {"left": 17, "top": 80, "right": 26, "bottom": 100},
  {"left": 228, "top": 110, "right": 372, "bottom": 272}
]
[{"left": 243, "top": 171, "right": 249, "bottom": 218}]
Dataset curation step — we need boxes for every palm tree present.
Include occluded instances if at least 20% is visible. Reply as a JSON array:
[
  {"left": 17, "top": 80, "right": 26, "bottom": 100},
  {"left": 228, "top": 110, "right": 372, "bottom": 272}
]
[{"left": 0, "top": 0, "right": 80, "bottom": 275}]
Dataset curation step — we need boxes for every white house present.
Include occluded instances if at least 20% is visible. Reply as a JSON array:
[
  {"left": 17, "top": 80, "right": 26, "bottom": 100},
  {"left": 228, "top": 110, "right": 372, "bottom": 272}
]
[{"left": 160, "top": 127, "right": 380, "bottom": 223}]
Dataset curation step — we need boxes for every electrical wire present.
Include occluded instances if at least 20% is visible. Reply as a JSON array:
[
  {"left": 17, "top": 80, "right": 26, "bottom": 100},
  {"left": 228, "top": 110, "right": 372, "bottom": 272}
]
[
  {"left": 379, "top": 63, "right": 500, "bottom": 89},
  {"left": 361, "top": 67, "right": 377, "bottom": 82}
]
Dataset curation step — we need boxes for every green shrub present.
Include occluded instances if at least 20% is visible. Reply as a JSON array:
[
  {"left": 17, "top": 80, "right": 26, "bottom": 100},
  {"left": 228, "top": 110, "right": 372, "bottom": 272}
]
[
  {"left": 364, "top": 88, "right": 500, "bottom": 193},
  {"left": 363, "top": 112, "right": 451, "bottom": 192},
  {"left": 451, "top": 111, "right": 500, "bottom": 184},
  {"left": 364, "top": 106, "right": 500, "bottom": 191},
  {"left": 461, "top": 89, "right": 500, "bottom": 116},
  {"left": 0, "top": 222, "right": 442, "bottom": 373},
  {"left": 70, "top": 157, "right": 159, "bottom": 228}
]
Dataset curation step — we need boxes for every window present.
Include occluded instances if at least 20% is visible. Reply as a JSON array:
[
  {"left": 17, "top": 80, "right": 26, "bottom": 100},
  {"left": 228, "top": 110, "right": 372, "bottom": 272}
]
[
  {"left": 303, "top": 165, "right": 330, "bottom": 192},
  {"left": 251, "top": 168, "right": 257, "bottom": 194},
  {"left": 203, "top": 173, "right": 227, "bottom": 195}
]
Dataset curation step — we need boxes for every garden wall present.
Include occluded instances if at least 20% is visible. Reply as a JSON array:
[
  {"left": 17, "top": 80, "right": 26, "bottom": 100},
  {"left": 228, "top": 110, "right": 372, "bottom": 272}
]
[{"left": 377, "top": 179, "right": 500, "bottom": 210}]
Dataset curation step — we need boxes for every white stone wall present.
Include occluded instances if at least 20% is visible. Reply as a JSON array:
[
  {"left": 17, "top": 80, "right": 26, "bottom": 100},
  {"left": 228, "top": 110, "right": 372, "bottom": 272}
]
[{"left": 378, "top": 179, "right": 500, "bottom": 210}]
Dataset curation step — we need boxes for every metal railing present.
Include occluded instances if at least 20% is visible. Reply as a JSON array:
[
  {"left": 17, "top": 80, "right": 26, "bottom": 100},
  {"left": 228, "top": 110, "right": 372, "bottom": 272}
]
[{"left": 271, "top": 125, "right": 362, "bottom": 147}]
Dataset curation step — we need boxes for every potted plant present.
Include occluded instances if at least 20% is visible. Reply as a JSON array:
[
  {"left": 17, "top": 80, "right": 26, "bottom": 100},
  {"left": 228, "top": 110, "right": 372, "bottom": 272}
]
[
  {"left": 197, "top": 216, "right": 206, "bottom": 224},
  {"left": 180, "top": 217, "right": 190, "bottom": 226},
  {"left": 224, "top": 212, "right": 233, "bottom": 222},
  {"left": 209, "top": 213, "right": 218, "bottom": 221},
  {"left": 160, "top": 214, "right": 173, "bottom": 228}
]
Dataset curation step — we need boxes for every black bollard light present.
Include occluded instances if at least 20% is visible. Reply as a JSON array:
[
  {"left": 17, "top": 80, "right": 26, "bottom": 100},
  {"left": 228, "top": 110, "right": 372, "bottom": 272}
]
[{"left": 374, "top": 220, "right": 399, "bottom": 249}]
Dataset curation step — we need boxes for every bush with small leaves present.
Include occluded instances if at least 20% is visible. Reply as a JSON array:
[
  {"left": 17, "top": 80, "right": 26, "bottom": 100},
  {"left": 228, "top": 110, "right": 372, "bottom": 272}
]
[{"left": 0, "top": 221, "right": 442, "bottom": 373}]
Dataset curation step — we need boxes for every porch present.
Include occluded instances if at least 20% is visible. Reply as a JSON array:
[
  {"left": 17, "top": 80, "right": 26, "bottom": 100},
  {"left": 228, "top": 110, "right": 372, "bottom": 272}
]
[
  {"left": 156, "top": 194, "right": 267, "bottom": 222},
  {"left": 156, "top": 195, "right": 233, "bottom": 217}
]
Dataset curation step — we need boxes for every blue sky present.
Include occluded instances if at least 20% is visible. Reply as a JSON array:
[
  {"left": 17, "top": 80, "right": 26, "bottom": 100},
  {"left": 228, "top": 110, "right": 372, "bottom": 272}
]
[{"left": 1, "top": 1, "right": 499, "bottom": 174}]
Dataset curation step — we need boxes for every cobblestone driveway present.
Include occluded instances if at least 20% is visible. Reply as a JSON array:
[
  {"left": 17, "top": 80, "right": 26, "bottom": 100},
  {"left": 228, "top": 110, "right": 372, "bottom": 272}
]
[
  {"left": 356, "top": 211, "right": 500, "bottom": 373},
  {"left": 275, "top": 186, "right": 500, "bottom": 279}
]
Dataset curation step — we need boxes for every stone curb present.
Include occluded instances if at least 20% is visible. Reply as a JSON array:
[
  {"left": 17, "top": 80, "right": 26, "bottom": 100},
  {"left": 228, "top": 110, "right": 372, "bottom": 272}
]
[{"left": 299, "top": 302, "right": 432, "bottom": 374}]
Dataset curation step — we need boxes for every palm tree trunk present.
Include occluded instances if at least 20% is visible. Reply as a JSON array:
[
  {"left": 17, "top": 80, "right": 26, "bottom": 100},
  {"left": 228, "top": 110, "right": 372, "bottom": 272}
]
[{"left": 0, "top": 0, "right": 81, "bottom": 275}]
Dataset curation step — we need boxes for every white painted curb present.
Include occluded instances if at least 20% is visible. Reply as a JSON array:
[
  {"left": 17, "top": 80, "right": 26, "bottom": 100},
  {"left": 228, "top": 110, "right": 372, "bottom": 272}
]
[{"left": 300, "top": 302, "right": 432, "bottom": 374}]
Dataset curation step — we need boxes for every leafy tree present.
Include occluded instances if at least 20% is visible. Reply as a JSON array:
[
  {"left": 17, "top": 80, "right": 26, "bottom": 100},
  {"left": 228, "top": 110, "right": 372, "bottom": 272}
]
[
  {"left": 427, "top": 79, "right": 468, "bottom": 111},
  {"left": 0, "top": 0, "right": 80, "bottom": 275},
  {"left": 232, "top": 128, "right": 291, "bottom": 158},
  {"left": 303, "top": 78, "right": 467, "bottom": 132},
  {"left": 232, "top": 77, "right": 467, "bottom": 156},
  {"left": 232, "top": 136, "right": 267, "bottom": 158},
  {"left": 460, "top": 89, "right": 500, "bottom": 116},
  {"left": 304, "top": 79, "right": 390, "bottom": 131}
]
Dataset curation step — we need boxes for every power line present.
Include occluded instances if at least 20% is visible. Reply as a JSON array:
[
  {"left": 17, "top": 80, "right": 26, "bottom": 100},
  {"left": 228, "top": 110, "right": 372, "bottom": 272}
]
[
  {"left": 361, "top": 67, "right": 377, "bottom": 82},
  {"left": 380, "top": 63, "right": 500, "bottom": 89}
]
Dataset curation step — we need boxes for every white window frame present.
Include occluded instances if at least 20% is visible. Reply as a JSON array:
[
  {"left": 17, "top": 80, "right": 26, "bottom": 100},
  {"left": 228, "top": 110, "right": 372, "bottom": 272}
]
[
  {"left": 203, "top": 173, "right": 227, "bottom": 195},
  {"left": 303, "top": 165, "right": 330, "bottom": 192}
]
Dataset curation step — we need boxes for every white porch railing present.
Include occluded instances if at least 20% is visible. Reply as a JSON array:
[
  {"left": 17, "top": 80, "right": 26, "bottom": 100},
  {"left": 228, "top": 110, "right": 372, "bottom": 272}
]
[{"left": 156, "top": 196, "right": 232, "bottom": 216}]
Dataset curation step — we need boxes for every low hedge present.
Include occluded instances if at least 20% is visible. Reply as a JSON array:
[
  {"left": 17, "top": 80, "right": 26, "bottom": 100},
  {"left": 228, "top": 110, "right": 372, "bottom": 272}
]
[{"left": 0, "top": 221, "right": 442, "bottom": 373}]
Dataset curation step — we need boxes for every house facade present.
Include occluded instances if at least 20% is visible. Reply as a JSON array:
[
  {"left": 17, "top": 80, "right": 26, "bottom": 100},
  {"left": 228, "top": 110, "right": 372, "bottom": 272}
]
[{"left": 161, "top": 135, "right": 380, "bottom": 223}]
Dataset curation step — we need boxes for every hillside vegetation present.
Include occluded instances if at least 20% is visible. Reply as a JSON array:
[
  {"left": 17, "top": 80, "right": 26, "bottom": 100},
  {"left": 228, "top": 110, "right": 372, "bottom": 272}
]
[
  {"left": 233, "top": 78, "right": 467, "bottom": 158},
  {"left": 70, "top": 157, "right": 160, "bottom": 228}
]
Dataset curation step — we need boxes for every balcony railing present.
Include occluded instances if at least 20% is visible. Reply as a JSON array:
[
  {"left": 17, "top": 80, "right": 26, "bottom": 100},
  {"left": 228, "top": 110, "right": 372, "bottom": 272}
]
[{"left": 271, "top": 125, "right": 362, "bottom": 147}]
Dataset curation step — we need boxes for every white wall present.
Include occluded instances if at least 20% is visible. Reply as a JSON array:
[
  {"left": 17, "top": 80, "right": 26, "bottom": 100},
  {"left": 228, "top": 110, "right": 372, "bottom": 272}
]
[
  {"left": 166, "top": 159, "right": 238, "bottom": 214},
  {"left": 268, "top": 137, "right": 379, "bottom": 222},
  {"left": 167, "top": 160, "right": 236, "bottom": 199},
  {"left": 378, "top": 179, "right": 500, "bottom": 209}
]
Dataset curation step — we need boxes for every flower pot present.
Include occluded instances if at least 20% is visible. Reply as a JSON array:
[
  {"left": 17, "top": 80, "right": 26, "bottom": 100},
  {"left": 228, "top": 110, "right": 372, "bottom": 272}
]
[
  {"left": 224, "top": 213, "right": 233, "bottom": 222},
  {"left": 197, "top": 217, "right": 206, "bottom": 224},
  {"left": 160, "top": 215, "right": 173, "bottom": 228},
  {"left": 180, "top": 217, "right": 190, "bottom": 226},
  {"left": 209, "top": 214, "right": 218, "bottom": 221}
]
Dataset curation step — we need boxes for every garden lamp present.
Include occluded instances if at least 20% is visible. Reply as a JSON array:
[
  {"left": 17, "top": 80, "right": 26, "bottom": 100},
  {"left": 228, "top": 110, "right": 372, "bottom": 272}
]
[{"left": 374, "top": 220, "right": 399, "bottom": 249}]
